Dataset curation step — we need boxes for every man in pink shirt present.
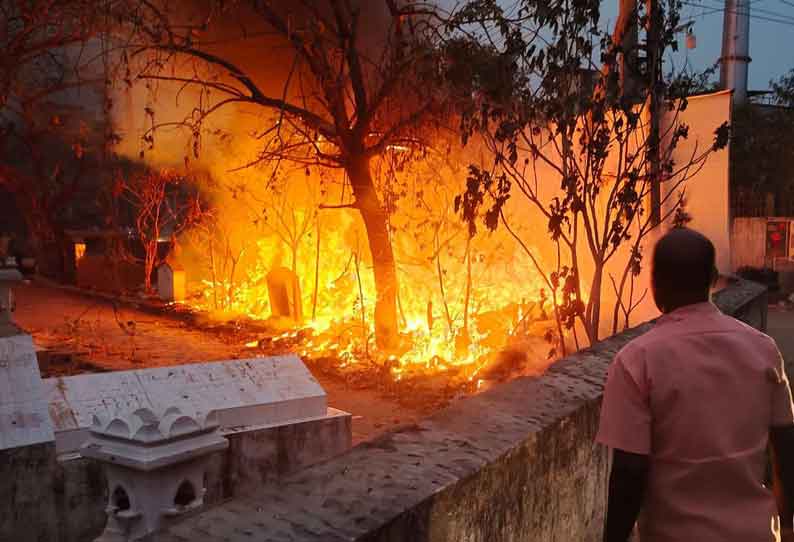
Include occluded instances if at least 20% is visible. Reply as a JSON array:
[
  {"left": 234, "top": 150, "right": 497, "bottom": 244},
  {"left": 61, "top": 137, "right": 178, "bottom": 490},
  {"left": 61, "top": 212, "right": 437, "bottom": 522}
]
[{"left": 598, "top": 228, "right": 794, "bottom": 542}]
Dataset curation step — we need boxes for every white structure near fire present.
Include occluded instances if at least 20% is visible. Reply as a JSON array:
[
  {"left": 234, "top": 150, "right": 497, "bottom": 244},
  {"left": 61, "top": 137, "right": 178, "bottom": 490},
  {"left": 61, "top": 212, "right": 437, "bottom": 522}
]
[
  {"left": 83, "top": 406, "right": 228, "bottom": 542},
  {"left": 157, "top": 261, "right": 186, "bottom": 303}
]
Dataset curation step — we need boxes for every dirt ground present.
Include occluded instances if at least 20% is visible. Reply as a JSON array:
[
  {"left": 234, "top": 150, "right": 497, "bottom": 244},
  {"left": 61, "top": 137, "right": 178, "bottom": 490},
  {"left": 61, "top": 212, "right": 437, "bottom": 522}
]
[{"left": 13, "top": 281, "right": 424, "bottom": 444}]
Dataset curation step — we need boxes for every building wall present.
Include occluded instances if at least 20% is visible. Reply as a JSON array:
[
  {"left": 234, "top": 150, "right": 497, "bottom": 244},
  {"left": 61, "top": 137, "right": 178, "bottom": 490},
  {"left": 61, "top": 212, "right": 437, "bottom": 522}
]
[
  {"left": 622, "top": 90, "right": 734, "bottom": 327},
  {"left": 665, "top": 90, "right": 733, "bottom": 275},
  {"left": 147, "top": 279, "right": 767, "bottom": 542}
]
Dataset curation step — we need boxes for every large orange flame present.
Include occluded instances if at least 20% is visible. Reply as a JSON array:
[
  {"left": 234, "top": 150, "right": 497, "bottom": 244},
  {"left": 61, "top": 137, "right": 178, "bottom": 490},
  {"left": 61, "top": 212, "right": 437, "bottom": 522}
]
[{"left": 172, "top": 143, "right": 555, "bottom": 381}]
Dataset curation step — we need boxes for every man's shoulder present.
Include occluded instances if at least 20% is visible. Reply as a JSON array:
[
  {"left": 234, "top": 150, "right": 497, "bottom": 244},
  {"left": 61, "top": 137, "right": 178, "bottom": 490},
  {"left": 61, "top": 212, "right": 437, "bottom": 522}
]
[
  {"left": 614, "top": 336, "right": 649, "bottom": 368},
  {"left": 620, "top": 311, "right": 778, "bottom": 359},
  {"left": 703, "top": 311, "right": 778, "bottom": 349},
  {"left": 618, "top": 322, "right": 675, "bottom": 355}
]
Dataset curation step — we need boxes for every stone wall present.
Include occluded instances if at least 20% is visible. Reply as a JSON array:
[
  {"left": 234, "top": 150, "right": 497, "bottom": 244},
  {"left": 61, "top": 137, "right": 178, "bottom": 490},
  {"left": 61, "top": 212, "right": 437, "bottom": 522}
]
[
  {"left": 75, "top": 255, "right": 145, "bottom": 293},
  {"left": 148, "top": 278, "right": 768, "bottom": 542},
  {"left": 0, "top": 442, "right": 60, "bottom": 542}
]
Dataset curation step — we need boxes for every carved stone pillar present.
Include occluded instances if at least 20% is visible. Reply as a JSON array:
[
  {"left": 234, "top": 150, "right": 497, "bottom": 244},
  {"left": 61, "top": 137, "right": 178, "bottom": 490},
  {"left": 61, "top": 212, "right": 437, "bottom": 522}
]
[{"left": 82, "top": 406, "right": 228, "bottom": 541}]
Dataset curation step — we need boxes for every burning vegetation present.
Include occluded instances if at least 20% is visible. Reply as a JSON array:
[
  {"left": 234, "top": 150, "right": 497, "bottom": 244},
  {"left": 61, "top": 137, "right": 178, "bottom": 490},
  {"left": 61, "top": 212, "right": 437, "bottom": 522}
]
[
  {"left": 107, "top": 0, "right": 565, "bottom": 389},
  {"left": 1, "top": 0, "right": 728, "bottom": 399},
  {"left": 173, "top": 145, "right": 557, "bottom": 387}
]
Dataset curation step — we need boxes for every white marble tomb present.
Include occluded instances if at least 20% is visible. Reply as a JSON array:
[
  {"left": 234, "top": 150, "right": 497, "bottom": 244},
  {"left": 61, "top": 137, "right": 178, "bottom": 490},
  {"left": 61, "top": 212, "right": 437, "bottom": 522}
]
[
  {"left": 0, "top": 332, "right": 55, "bottom": 450},
  {"left": 44, "top": 355, "right": 328, "bottom": 455}
]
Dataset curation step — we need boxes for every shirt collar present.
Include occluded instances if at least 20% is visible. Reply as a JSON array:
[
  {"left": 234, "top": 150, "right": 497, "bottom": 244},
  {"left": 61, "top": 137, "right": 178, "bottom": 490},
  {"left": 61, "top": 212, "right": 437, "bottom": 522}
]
[{"left": 657, "top": 301, "right": 719, "bottom": 324}]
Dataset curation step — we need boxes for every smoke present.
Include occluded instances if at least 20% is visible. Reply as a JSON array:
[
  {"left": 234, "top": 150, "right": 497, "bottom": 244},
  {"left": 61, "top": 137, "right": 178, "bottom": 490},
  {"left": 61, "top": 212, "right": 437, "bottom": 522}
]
[{"left": 112, "top": 0, "right": 398, "bottom": 165}]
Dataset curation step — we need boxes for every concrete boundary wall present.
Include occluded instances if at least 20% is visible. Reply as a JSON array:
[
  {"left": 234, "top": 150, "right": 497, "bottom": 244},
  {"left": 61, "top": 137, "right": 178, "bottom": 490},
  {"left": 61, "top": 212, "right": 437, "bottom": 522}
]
[
  {"left": 148, "top": 278, "right": 768, "bottom": 542},
  {"left": 0, "top": 441, "right": 60, "bottom": 542}
]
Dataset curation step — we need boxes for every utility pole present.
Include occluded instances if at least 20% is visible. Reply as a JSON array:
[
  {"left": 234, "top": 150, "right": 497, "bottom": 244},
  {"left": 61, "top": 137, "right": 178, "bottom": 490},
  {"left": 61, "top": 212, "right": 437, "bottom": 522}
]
[
  {"left": 618, "top": 0, "right": 640, "bottom": 99},
  {"left": 647, "top": 0, "right": 662, "bottom": 225},
  {"left": 720, "top": 0, "right": 751, "bottom": 105}
]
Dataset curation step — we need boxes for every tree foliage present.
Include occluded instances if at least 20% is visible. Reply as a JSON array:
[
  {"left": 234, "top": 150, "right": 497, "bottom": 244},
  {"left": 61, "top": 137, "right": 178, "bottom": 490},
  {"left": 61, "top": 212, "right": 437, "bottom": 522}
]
[
  {"left": 732, "top": 105, "right": 794, "bottom": 195},
  {"left": 447, "top": 0, "right": 728, "bottom": 348},
  {"left": 0, "top": 0, "right": 109, "bottom": 107},
  {"left": 730, "top": 69, "right": 794, "bottom": 216},
  {"left": 771, "top": 69, "right": 794, "bottom": 108},
  {"left": 0, "top": 0, "right": 117, "bottom": 273}
]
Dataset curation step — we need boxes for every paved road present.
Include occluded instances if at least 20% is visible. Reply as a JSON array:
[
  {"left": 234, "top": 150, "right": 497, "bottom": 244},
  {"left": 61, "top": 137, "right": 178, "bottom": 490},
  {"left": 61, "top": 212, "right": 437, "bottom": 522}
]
[{"left": 767, "top": 306, "right": 794, "bottom": 383}]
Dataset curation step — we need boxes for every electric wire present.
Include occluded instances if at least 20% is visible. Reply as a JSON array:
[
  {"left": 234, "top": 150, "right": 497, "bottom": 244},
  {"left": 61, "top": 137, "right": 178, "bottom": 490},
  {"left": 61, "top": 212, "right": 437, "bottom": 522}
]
[{"left": 681, "top": 0, "right": 794, "bottom": 25}]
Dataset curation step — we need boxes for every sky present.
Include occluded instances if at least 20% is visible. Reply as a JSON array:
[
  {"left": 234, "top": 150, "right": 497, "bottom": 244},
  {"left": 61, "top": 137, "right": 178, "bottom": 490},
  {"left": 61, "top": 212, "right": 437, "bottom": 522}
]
[
  {"left": 600, "top": 0, "right": 794, "bottom": 89},
  {"left": 440, "top": 0, "right": 794, "bottom": 90}
]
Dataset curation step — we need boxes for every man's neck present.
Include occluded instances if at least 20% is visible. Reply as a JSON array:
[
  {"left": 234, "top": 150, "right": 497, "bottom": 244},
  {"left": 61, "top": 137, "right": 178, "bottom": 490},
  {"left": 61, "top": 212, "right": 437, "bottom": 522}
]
[{"left": 663, "top": 296, "right": 710, "bottom": 314}]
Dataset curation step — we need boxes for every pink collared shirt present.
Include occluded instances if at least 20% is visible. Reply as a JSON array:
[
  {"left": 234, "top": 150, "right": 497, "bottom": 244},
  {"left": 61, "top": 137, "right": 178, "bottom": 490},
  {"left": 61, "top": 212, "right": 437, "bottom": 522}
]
[{"left": 597, "top": 302, "right": 794, "bottom": 542}]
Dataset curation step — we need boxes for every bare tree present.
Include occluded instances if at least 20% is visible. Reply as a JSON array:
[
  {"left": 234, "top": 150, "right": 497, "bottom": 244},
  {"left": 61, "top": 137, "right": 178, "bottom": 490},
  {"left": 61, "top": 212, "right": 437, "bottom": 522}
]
[
  {"left": 117, "top": 1, "right": 451, "bottom": 349},
  {"left": 119, "top": 169, "right": 202, "bottom": 292},
  {"left": 265, "top": 178, "right": 318, "bottom": 290},
  {"left": 188, "top": 209, "right": 249, "bottom": 312}
]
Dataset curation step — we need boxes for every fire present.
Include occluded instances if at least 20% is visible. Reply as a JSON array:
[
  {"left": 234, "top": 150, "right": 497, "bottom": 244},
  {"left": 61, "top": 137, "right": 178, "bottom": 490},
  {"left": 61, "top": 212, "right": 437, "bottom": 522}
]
[
  {"left": 168, "top": 139, "right": 556, "bottom": 383},
  {"left": 104, "top": 18, "right": 560, "bottom": 384}
]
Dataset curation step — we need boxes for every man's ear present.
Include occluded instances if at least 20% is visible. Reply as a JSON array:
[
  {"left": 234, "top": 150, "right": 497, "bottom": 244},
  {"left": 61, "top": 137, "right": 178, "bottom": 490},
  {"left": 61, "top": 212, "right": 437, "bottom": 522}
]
[{"left": 711, "top": 266, "right": 719, "bottom": 287}]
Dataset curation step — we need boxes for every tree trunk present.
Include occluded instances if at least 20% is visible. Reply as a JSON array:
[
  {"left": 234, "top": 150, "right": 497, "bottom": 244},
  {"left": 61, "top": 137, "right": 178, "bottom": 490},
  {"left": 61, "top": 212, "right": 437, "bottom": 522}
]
[
  {"left": 143, "top": 241, "right": 156, "bottom": 293},
  {"left": 52, "top": 225, "right": 68, "bottom": 281},
  {"left": 347, "top": 154, "right": 399, "bottom": 350},
  {"left": 19, "top": 198, "right": 57, "bottom": 277},
  {"left": 596, "top": 0, "right": 638, "bottom": 99},
  {"left": 586, "top": 264, "right": 604, "bottom": 344},
  {"left": 312, "top": 218, "right": 320, "bottom": 320}
]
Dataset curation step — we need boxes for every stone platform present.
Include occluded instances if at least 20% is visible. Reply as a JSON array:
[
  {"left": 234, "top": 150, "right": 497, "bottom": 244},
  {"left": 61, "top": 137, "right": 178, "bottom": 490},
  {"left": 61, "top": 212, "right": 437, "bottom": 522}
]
[{"left": 44, "top": 355, "right": 328, "bottom": 455}]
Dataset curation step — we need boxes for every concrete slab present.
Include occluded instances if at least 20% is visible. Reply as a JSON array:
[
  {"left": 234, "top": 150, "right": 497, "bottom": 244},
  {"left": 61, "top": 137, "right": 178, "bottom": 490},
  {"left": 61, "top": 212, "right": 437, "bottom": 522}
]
[
  {"left": 0, "top": 333, "right": 55, "bottom": 450},
  {"left": 44, "top": 355, "right": 328, "bottom": 454}
]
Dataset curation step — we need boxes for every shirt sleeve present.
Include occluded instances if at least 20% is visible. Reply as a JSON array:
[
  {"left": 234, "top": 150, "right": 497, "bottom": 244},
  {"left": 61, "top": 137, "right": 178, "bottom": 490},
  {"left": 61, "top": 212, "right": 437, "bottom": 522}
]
[
  {"left": 596, "top": 351, "right": 652, "bottom": 455},
  {"left": 770, "top": 346, "right": 794, "bottom": 427}
]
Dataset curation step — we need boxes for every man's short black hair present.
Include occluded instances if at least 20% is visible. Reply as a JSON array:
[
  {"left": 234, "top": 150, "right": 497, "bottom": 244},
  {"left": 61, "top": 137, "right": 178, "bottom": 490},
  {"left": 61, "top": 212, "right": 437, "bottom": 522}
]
[{"left": 652, "top": 228, "right": 716, "bottom": 295}]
